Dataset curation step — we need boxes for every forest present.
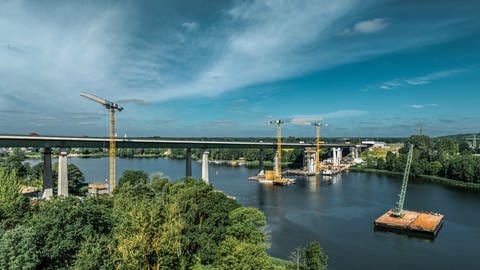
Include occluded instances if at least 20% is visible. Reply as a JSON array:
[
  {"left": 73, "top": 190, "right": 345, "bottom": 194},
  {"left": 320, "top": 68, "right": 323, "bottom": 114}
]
[
  {"left": 363, "top": 135, "right": 480, "bottom": 183},
  {"left": 0, "top": 164, "right": 327, "bottom": 269}
]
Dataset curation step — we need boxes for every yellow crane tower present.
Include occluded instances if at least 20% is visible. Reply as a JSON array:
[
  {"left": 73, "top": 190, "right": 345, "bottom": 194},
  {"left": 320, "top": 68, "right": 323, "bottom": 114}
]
[
  {"left": 312, "top": 122, "right": 328, "bottom": 174},
  {"left": 80, "top": 92, "right": 123, "bottom": 194},
  {"left": 269, "top": 119, "right": 284, "bottom": 181}
]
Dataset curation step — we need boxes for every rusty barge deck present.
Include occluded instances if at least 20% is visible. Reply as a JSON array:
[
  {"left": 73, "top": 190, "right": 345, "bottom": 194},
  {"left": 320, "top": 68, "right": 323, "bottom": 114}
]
[{"left": 374, "top": 209, "right": 444, "bottom": 238}]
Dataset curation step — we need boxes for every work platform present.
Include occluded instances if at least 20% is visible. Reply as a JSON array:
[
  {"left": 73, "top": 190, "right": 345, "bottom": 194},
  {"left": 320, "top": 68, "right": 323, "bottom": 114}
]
[{"left": 374, "top": 209, "right": 443, "bottom": 238}]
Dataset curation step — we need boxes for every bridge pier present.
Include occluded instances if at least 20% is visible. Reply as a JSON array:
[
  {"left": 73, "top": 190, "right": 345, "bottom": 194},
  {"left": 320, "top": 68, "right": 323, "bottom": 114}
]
[
  {"left": 185, "top": 148, "right": 192, "bottom": 178},
  {"left": 258, "top": 148, "right": 265, "bottom": 175},
  {"left": 57, "top": 149, "right": 68, "bottom": 197},
  {"left": 350, "top": 147, "right": 359, "bottom": 160},
  {"left": 274, "top": 151, "right": 279, "bottom": 176},
  {"left": 41, "top": 147, "right": 53, "bottom": 200},
  {"left": 332, "top": 147, "right": 342, "bottom": 166},
  {"left": 304, "top": 147, "right": 316, "bottom": 174},
  {"left": 201, "top": 149, "right": 209, "bottom": 183}
]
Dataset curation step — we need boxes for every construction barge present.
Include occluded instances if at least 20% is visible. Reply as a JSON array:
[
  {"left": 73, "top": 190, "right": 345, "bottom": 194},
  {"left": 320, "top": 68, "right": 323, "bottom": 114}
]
[
  {"left": 374, "top": 210, "right": 444, "bottom": 238},
  {"left": 374, "top": 145, "right": 444, "bottom": 239}
]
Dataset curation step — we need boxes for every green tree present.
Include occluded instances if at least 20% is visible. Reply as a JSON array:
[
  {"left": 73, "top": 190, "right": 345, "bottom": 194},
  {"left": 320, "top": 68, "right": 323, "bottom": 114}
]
[
  {"left": 0, "top": 170, "right": 30, "bottom": 229},
  {"left": 0, "top": 225, "right": 39, "bottom": 270},
  {"left": 299, "top": 241, "right": 328, "bottom": 270},
  {"left": 27, "top": 197, "right": 113, "bottom": 269},
  {"left": 72, "top": 235, "right": 115, "bottom": 270},
  {"left": 117, "top": 170, "right": 149, "bottom": 188}
]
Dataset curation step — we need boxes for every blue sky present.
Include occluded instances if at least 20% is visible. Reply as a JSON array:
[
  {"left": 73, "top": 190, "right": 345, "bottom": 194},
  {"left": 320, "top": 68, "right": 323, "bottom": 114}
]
[{"left": 1, "top": 0, "right": 479, "bottom": 137}]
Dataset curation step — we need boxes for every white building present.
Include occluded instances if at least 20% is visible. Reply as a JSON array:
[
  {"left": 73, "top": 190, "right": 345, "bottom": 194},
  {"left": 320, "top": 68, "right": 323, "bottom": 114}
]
[{"left": 362, "top": 141, "right": 387, "bottom": 148}]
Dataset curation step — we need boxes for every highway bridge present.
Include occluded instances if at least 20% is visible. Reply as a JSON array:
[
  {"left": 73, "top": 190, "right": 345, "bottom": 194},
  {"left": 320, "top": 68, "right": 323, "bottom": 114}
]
[
  {"left": 0, "top": 135, "right": 362, "bottom": 149},
  {"left": 0, "top": 134, "right": 366, "bottom": 199}
]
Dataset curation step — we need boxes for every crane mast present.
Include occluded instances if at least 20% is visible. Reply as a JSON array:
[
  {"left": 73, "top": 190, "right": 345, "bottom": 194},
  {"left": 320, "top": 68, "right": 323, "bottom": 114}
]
[
  {"left": 109, "top": 108, "right": 116, "bottom": 192},
  {"left": 80, "top": 91, "right": 123, "bottom": 194},
  {"left": 312, "top": 122, "right": 327, "bottom": 174},
  {"left": 276, "top": 121, "right": 282, "bottom": 180},
  {"left": 392, "top": 144, "right": 414, "bottom": 217}
]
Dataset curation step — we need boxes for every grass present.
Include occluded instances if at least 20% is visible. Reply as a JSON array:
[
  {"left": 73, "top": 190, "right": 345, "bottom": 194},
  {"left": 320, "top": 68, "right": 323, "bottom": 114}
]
[{"left": 271, "top": 257, "right": 291, "bottom": 269}]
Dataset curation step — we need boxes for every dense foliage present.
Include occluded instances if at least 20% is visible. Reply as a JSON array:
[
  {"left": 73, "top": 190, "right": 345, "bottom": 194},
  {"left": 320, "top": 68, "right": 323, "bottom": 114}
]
[
  {"left": 364, "top": 135, "right": 480, "bottom": 183},
  {"left": 0, "top": 169, "right": 328, "bottom": 269}
]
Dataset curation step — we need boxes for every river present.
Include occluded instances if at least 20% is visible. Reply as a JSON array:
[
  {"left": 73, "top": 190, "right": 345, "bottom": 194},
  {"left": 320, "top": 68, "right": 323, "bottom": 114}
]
[{"left": 26, "top": 157, "right": 480, "bottom": 269}]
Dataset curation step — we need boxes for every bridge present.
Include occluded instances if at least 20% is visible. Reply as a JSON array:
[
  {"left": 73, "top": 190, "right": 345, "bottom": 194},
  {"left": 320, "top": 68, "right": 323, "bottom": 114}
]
[{"left": 0, "top": 134, "right": 366, "bottom": 199}]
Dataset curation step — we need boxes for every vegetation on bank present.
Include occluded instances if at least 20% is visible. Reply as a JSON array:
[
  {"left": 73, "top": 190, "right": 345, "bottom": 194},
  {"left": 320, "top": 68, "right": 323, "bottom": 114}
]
[
  {"left": 0, "top": 165, "right": 328, "bottom": 269},
  {"left": 359, "top": 135, "right": 480, "bottom": 188}
]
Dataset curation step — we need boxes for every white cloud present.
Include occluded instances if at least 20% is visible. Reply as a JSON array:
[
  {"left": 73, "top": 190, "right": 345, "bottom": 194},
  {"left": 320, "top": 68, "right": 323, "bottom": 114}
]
[
  {"left": 377, "top": 69, "right": 466, "bottom": 90},
  {"left": 346, "top": 18, "right": 391, "bottom": 34},
  {"left": 181, "top": 21, "right": 198, "bottom": 31},
  {"left": 408, "top": 104, "right": 439, "bottom": 109},
  {"left": 289, "top": 110, "right": 368, "bottom": 125}
]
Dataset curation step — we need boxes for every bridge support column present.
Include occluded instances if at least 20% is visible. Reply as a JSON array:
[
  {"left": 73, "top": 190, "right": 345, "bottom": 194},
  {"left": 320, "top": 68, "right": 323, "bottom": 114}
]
[
  {"left": 185, "top": 148, "right": 192, "bottom": 178},
  {"left": 303, "top": 148, "right": 316, "bottom": 174},
  {"left": 351, "top": 147, "right": 359, "bottom": 160},
  {"left": 334, "top": 148, "right": 342, "bottom": 166},
  {"left": 41, "top": 147, "right": 53, "bottom": 200},
  {"left": 274, "top": 151, "right": 279, "bottom": 176},
  {"left": 201, "top": 150, "right": 209, "bottom": 183},
  {"left": 258, "top": 148, "right": 265, "bottom": 176},
  {"left": 57, "top": 149, "right": 68, "bottom": 197}
]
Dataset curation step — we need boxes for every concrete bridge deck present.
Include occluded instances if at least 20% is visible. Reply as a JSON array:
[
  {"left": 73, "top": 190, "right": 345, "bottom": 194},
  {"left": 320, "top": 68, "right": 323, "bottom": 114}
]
[{"left": 0, "top": 135, "right": 364, "bottom": 149}]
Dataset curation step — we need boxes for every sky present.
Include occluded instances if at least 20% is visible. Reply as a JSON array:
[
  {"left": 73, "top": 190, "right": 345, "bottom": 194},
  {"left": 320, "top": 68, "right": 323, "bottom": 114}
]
[{"left": 1, "top": 0, "right": 480, "bottom": 138}]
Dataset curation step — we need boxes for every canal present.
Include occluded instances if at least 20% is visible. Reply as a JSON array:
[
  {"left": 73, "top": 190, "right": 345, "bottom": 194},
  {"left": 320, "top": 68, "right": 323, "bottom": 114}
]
[{"left": 27, "top": 157, "right": 480, "bottom": 269}]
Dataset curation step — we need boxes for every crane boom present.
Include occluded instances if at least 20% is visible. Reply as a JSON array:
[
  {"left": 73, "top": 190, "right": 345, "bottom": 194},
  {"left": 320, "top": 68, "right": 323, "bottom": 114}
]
[
  {"left": 80, "top": 91, "right": 123, "bottom": 111},
  {"left": 392, "top": 144, "right": 414, "bottom": 217},
  {"left": 80, "top": 92, "right": 108, "bottom": 105}
]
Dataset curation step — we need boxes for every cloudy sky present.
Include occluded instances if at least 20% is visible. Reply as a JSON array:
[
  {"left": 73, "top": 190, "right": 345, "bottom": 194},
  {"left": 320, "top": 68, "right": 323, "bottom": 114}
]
[{"left": 1, "top": 0, "right": 479, "bottom": 137}]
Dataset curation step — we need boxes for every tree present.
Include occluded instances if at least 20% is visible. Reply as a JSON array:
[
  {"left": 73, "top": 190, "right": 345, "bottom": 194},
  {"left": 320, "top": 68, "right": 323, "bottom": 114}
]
[
  {"left": 300, "top": 241, "right": 328, "bottom": 270},
  {"left": 213, "top": 207, "right": 272, "bottom": 269},
  {"left": 72, "top": 235, "right": 115, "bottom": 270},
  {"left": 27, "top": 197, "right": 113, "bottom": 269},
  {"left": 118, "top": 170, "right": 149, "bottom": 188},
  {"left": 0, "top": 170, "right": 30, "bottom": 229},
  {"left": 0, "top": 225, "right": 39, "bottom": 270},
  {"left": 385, "top": 151, "right": 396, "bottom": 171},
  {"left": 226, "top": 207, "right": 268, "bottom": 244}
]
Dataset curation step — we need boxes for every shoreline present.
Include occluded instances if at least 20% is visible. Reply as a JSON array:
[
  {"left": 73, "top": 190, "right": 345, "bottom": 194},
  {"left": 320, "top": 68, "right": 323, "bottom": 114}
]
[{"left": 349, "top": 167, "right": 480, "bottom": 191}]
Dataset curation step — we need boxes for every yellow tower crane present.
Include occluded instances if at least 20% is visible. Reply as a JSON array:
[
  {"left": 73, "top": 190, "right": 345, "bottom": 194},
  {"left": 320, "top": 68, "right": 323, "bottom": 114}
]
[
  {"left": 80, "top": 92, "right": 123, "bottom": 194},
  {"left": 312, "top": 122, "right": 328, "bottom": 174},
  {"left": 269, "top": 119, "right": 284, "bottom": 181}
]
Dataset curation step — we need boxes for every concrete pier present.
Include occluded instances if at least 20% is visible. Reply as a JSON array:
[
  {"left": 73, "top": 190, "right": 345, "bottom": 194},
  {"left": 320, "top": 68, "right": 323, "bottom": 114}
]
[
  {"left": 41, "top": 147, "right": 53, "bottom": 199},
  {"left": 274, "top": 152, "right": 279, "bottom": 176},
  {"left": 201, "top": 150, "right": 209, "bottom": 183},
  {"left": 258, "top": 148, "right": 265, "bottom": 175},
  {"left": 185, "top": 148, "right": 192, "bottom": 178},
  {"left": 332, "top": 147, "right": 342, "bottom": 166},
  {"left": 304, "top": 147, "right": 316, "bottom": 175},
  {"left": 57, "top": 149, "right": 68, "bottom": 197}
]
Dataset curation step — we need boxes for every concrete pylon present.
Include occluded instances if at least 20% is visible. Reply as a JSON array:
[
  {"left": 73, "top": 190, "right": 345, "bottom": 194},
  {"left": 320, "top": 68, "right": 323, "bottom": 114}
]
[
  {"left": 57, "top": 149, "right": 68, "bottom": 197},
  {"left": 303, "top": 148, "right": 316, "bottom": 174},
  {"left": 201, "top": 150, "right": 209, "bottom": 183},
  {"left": 274, "top": 152, "right": 279, "bottom": 175},
  {"left": 185, "top": 148, "right": 192, "bottom": 178},
  {"left": 258, "top": 148, "right": 265, "bottom": 176},
  {"left": 41, "top": 147, "right": 53, "bottom": 199}
]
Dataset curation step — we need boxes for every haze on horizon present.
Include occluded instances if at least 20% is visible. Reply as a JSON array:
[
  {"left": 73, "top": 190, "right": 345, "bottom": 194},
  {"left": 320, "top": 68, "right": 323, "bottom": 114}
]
[{"left": 1, "top": 0, "right": 479, "bottom": 138}]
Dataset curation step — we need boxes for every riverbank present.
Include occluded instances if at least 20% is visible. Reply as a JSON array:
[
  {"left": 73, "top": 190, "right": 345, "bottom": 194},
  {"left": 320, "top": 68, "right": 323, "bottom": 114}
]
[{"left": 349, "top": 167, "right": 480, "bottom": 190}]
